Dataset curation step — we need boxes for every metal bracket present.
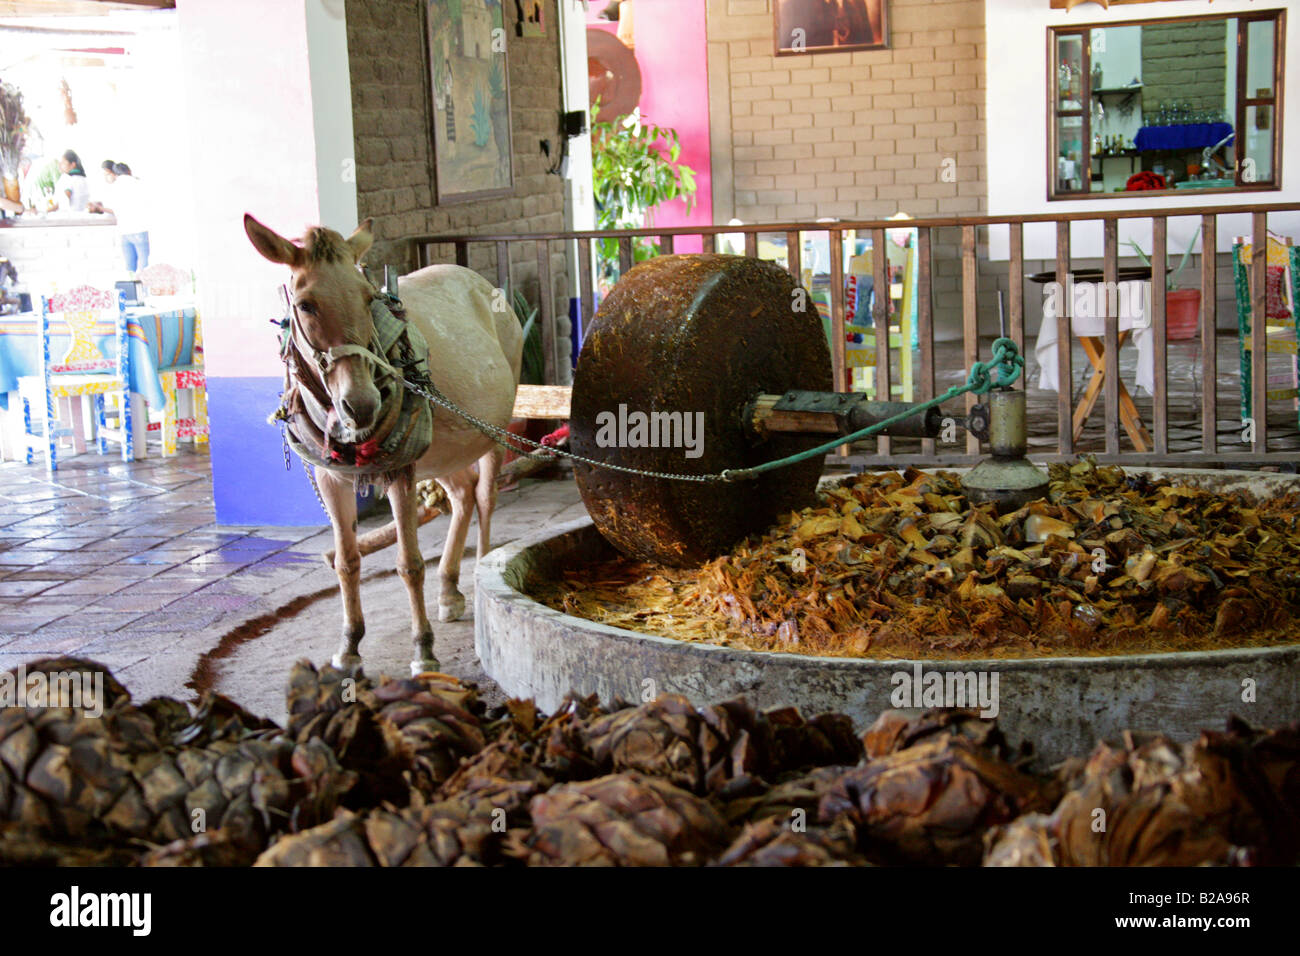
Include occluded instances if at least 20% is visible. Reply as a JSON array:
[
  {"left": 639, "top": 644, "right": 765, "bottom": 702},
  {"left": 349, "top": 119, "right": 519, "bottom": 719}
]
[
  {"left": 772, "top": 390, "right": 857, "bottom": 416},
  {"left": 967, "top": 402, "right": 991, "bottom": 442}
]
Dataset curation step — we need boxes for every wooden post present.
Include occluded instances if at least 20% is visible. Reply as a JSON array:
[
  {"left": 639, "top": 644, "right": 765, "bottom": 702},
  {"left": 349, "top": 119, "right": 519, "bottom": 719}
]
[
  {"left": 1200, "top": 214, "right": 1218, "bottom": 455},
  {"left": 1102, "top": 218, "right": 1121, "bottom": 455},
  {"left": 786, "top": 230, "right": 802, "bottom": 283},
  {"left": 1151, "top": 216, "right": 1168, "bottom": 454},
  {"left": 871, "top": 226, "right": 891, "bottom": 457},
  {"left": 618, "top": 237, "right": 633, "bottom": 277},
  {"left": 578, "top": 237, "right": 594, "bottom": 352},
  {"left": 1008, "top": 222, "right": 1024, "bottom": 390},
  {"left": 1251, "top": 210, "right": 1268, "bottom": 453},
  {"left": 496, "top": 240, "right": 510, "bottom": 296},
  {"left": 454, "top": 241, "right": 469, "bottom": 268},
  {"left": 1055, "top": 221, "right": 1073, "bottom": 456},
  {"left": 962, "top": 225, "right": 979, "bottom": 455},
  {"left": 537, "top": 239, "right": 557, "bottom": 386},
  {"left": 918, "top": 227, "right": 936, "bottom": 458},
  {"left": 829, "top": 228, "right": 847, "bottom": 456}
]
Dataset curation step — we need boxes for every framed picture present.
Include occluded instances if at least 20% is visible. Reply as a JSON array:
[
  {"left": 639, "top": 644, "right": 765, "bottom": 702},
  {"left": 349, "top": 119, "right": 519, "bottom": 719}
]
[
  {"left": 774, "top": 0, "right": 888, "bottom": 56},
  {"left": 426, "top": 0, "right": 514, "bottom": 204}
]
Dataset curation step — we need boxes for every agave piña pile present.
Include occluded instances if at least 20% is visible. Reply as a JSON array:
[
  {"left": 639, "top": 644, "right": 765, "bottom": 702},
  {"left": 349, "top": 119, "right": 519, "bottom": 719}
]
[{"left": 0, "top": 657, "right": 1296, "bottom": 867}]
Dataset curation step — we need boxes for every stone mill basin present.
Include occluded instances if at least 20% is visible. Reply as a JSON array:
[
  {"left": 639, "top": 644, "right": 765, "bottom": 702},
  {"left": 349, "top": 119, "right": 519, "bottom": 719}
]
[{"left": 474, "top": 468, "right": 1300, "bottom": 764}]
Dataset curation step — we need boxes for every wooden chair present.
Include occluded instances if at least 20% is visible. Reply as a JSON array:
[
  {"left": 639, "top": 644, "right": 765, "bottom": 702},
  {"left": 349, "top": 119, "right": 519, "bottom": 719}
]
[
  {"left": 1233, "top": 234, "right": 1299, "bottom": 429},
  {"left": 842, "top": 235, "right": 917, "bottom": 401},
  {"left": 17, "top": 287, "right": 133, "bottom": 471}
]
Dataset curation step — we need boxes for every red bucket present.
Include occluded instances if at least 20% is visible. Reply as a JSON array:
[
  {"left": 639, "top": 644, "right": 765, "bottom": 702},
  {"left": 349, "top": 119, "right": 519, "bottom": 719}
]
[{"left": 1166, "top": 288, "right": 1201, "bottom": 341}]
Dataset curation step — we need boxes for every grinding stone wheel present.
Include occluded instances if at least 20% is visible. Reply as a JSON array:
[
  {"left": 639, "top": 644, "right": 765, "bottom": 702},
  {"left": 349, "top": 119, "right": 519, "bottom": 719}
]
[{"left": 571, "top": 254, "right": 833, "bottom": 567}]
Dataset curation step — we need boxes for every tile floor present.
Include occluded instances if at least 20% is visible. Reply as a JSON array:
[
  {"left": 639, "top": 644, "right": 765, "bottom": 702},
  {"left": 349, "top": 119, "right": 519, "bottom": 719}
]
[{"left": 0, "top": 447, "right": 327, "bottom": 689}]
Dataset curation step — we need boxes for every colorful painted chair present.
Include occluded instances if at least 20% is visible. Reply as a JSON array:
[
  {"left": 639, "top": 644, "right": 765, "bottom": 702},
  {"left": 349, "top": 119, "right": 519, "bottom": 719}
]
[
  {"left": 17, "top": 287, "right": 133, "bottom": 471},
  {"left": 1233, "top": 234, "right": 1299, "bottom": 429},
  {"left": 843, "top": 237, "right": 917, "bottom": 401},
  {"left": 139, "top": 263, "right": 208, "bottom": 455}
]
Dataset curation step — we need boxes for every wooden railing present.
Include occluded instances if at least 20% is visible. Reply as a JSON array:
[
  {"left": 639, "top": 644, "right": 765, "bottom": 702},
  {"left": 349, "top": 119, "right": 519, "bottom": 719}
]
[{"left": 411, "top": 200, "right": 1300, "bottom": 468}]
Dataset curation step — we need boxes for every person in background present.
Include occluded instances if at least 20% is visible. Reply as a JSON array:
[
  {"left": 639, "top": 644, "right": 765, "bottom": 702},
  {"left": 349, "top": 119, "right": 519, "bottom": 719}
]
[
  {"left": 89, "top": 161, "right": 150, "bottom": 273},
  {"left": 54, "top": 149, "right": 89, "bottom": 212}
]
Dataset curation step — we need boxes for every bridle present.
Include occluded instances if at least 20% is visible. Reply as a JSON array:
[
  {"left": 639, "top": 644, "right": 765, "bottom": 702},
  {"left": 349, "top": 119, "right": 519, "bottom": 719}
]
[
  {"left": 286, "top": 287, "right": 403, "bottom": 383},
  {"left": 271, "top": 270, "right": 435, "bottom": 484}
]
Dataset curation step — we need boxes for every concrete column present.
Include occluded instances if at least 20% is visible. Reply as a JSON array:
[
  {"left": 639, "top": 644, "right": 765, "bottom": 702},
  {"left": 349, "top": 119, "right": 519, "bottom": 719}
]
[{"left": 178, "top": 0, "right": 358, "bottom": 524}]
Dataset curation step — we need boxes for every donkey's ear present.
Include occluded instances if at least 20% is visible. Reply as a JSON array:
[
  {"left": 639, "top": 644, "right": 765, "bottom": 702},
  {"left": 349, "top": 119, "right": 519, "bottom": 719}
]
[
  {"left": 244, "top": 214, "right": 303, "bottom": 268},
  {"left": 346, "top": 218, "right": 374, "bottom": 263}
]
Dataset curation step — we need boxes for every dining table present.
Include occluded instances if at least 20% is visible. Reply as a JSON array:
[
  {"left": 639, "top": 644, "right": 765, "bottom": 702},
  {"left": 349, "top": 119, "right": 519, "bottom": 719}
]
[
  {"left": 1031, "top": 268, "right": 1156, "bottom": 452},
  {"left": 0, "top": 299, "right": 199, "bottom": 461}
]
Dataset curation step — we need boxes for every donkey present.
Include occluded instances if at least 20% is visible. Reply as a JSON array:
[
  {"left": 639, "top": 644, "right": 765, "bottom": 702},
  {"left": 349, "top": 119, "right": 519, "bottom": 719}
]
[{"left": 244, "top": 214, "right": 522, "bottom": 674}]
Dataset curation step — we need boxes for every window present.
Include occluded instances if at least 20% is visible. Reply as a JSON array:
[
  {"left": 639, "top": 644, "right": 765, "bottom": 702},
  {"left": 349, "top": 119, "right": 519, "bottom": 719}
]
[{"left": 1048, "top": 10, "right": 1284, "bottom": 200}]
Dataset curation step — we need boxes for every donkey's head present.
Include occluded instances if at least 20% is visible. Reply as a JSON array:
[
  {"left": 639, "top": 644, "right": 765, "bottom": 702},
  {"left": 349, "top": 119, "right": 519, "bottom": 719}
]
[{"left": 244, "top": 214, "right": 382, "bottom": 439}]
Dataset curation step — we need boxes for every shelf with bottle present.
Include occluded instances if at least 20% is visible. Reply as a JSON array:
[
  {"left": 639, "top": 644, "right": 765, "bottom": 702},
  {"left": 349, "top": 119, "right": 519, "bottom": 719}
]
[{"left": 1091, "top": 133, "right": 1136, "bottom": 159}]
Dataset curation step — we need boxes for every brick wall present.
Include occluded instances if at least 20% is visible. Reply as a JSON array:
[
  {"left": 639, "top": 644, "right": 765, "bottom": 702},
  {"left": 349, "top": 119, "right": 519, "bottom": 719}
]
[
  {"left": 1141, "top": 20, "right": 1226, "bottom": 114},
  {"left": 706, "top": 0, "right": 991, "bottom": 338},
  {"left": 346, "top": 0, "right": 570, "bottom": 356}
]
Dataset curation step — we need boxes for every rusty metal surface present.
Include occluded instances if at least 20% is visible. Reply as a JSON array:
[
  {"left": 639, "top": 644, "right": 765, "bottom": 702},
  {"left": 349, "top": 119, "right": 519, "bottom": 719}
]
[{"left": 570, "top": 254, "right": 833, "bottom": 566}]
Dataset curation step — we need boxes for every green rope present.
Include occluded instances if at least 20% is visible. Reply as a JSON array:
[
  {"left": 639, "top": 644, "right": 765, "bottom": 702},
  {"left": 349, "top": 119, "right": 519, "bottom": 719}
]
[
  {"left": 395, "top": 338, "right": 1024, "bottom": 485},
  {"left": 719, "top": 337, "right": 1024, "bottom": 481}
]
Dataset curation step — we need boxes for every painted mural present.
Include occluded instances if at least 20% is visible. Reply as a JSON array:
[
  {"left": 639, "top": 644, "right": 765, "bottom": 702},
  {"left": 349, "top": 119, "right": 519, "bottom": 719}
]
[{"left": 427, "top": 0, "right": 514, "bottom": 202}]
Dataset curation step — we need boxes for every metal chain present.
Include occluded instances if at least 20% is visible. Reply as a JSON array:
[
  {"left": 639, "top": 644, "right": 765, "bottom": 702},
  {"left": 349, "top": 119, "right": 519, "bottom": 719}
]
[
  {"left": 395, "top": 338, "right": 1025, "bottom": 485},
  {"left": 400, "top": 376, "right": 724, "bottom": 483},
  {"left": 280, "top": 423, "right": 292, "bottom": 472},
  {"left": 305, "top": 464, "right": 329, "bottom": 515}
]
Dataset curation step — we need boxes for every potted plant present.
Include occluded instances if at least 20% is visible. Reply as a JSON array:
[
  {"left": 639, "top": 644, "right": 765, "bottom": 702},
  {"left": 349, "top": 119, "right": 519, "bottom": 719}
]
[
  {"left": 503, "top": 286, "right": 547, "bottom": 464},
  {"left": 1126, "top": 226, "right": 1203, "bottom": 340},
  {"left": 0, "top": 82, "right": 29, "bottom": 203},
  {"left": 591, "top": 100, "right": 697, "bottom": 293}
]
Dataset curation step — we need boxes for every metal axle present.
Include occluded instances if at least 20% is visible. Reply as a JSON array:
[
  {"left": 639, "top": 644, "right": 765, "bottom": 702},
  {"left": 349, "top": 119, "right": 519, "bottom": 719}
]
[{"left": 747, "top": 391, "right": 943, "bottom": 440}]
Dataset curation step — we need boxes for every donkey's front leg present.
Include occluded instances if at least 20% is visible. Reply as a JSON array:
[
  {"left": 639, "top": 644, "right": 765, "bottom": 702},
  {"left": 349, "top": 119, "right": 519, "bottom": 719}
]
[
  {"left": 389, "top": 470, "right": 437, "bottom": 675},
  {"left": 317, "top": 468, "right": 365, "bottom": 671}
]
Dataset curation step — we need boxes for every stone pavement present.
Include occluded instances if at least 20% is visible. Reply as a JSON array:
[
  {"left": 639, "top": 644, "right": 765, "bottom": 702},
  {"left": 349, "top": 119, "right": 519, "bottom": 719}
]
[{"left": 0, "top": 446, "right": 586, "bottom": 718}]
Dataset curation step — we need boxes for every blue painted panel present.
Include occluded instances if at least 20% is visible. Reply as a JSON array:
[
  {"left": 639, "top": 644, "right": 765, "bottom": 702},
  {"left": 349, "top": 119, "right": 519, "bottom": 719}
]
[{"left": 208, "top": 376, "right": 325, "bottom": 526}]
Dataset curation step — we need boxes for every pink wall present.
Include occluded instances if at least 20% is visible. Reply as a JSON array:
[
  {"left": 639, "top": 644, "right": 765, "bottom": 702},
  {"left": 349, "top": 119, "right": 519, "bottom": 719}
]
[{"left": 589, "top": 1, "right": 712, "bottom": 252}]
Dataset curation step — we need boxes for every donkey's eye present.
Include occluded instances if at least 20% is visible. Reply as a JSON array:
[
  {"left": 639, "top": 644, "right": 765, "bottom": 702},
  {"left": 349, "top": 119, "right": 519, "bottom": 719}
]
[{"left": 297, "top": 301, "right": 317, "bottom": 316}]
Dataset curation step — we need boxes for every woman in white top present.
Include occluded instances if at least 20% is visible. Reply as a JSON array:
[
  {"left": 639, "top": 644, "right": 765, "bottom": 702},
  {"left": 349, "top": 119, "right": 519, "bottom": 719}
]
[
  {"left": 54, "top": 150, "right": 90, "bottom": 212},
  {"left": 90, "top": 160, "right": 150, "bottom": 273}
]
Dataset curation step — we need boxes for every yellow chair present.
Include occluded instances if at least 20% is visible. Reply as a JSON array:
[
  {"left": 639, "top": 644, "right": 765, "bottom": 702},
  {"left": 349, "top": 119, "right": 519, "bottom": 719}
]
[
  {"left": 1233, "top": 234, "right": 1299, "bottom": 427},
  {"left": 138, "top": 264, "right": 209, "bottom": 455},
  {"left": 842, "top": 236, "right": 916, "bottom": 401}
]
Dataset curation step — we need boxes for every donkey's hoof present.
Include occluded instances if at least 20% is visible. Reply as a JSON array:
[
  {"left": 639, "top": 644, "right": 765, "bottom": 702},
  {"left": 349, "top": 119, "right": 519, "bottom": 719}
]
[
  {"left": 411, "top": 656, "right": 441, "bottom": 677},
  {"left": 331, "top": 652, "right": 364, "bottom": 675},
  {"left": 438, "top": 594, "right": 466, "bottom": 622}
]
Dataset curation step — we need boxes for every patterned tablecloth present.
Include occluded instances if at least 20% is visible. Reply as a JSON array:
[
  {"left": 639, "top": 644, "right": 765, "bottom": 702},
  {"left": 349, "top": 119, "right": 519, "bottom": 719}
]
[{"left": 0, "top": 305, "right": 198, "bottom": 411}]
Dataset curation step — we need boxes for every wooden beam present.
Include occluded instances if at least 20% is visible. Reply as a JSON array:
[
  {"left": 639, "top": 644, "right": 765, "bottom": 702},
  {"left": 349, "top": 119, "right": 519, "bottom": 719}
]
[{"left": 513, "top": 385, "right": 572, "bottom": 419}]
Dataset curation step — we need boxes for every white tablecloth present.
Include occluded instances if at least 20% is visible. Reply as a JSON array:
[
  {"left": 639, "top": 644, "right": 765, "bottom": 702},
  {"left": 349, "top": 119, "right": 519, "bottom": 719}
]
[{"left": 1035, "top": 279, "right": 1155, "bottom": 397}]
